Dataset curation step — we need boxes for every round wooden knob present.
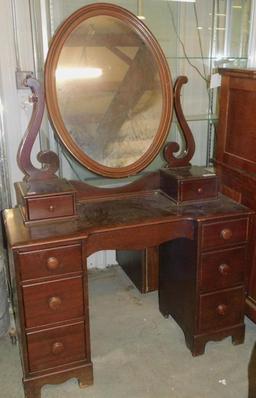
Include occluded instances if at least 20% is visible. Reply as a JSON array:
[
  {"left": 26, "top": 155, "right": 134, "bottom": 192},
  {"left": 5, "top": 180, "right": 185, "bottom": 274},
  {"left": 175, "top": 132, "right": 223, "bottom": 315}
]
[
  {"left": 220, "top": 228, "right": 232, "bottom": 240},
  {"left": 52, "top": 341, "right": 64, "bottom": 355},
  {"left": 49, "top": 205, "right": 55, "bottom": 212},
  {"left": 48, "top": 296, "right": 62, "bottom": 310},
  {"left": 216, "top": 304, "right": 228, "bottom": 316},
  {"left": 197, "top": 187, "right": 203, "bottom": 194},
  {"left": 46, "top": 256, "right": 60, "bottom": 271},
  {"left": 218, "top": 263, "right": 231, "bottom": 276}
]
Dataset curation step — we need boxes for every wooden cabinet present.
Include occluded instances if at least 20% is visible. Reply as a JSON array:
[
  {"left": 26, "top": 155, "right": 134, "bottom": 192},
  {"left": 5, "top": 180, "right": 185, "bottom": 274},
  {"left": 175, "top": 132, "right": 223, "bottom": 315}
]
[
  {"left": 215, "top": 67, "right": 256, "bottom": 323},
  {"left": 4, "top": 185, "right": 254, "bottom": 397},
  {"left": 159, "top": 214, "right": 249, "bottom": 356},
  {"left": 11, "top": 241, "right": 93, "bottom": 398}
]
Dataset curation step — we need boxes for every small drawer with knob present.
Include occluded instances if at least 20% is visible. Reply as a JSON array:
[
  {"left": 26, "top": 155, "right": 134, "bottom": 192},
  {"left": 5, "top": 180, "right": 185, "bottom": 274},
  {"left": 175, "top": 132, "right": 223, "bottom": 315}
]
[
  {"left": 200, "top": 218, "right": 249, "bottom": 250},
  {"left": 19, "top": 243, "right": 82, "bottom": 281},
  {"left": 27, "top": 194, "right": 75, "bottom": 221},
  {"left": 26, "top": 321, "right": 87, "bottom": 372},
  {"left": 200, "top": 246, "right": 246, "bottom": 292},
  {"left": 22, "top": 275, "right": 84, "bottom": 328},
  {"left": 198, "top": 286, "right": 244, "bottom": 333},
  {"left": 179, "top": 178, "right": 218, "bottom": 202},
  {"left": 160, "top": 167, "right": 218, "bottom": 203}
]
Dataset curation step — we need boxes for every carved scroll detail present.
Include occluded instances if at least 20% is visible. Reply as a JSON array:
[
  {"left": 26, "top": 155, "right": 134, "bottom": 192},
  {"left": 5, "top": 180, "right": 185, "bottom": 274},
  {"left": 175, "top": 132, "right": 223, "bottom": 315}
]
[
  {"left": 164, "top": 76, "right": 195, "bottom": 168},
  {"left": 17, "top": 77, "right": 59, "bottom": 181}
]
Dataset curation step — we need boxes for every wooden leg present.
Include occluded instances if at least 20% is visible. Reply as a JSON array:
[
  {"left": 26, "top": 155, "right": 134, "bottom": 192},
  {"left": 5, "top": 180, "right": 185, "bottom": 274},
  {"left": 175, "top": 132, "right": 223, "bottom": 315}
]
[
  {"left": 185, "top": 335, "right": 206, "bottom": 357},
  {"left": 23, "top": 381, "right": 41, "bottom": 398},
  {"left": 232, "top": 325, "right": 245, "bottom": 345},
  {"left": 78, "top": 365, "right": 94, "bottom": 389},
  {"left": 78, "top": 380, "right": 90, "bottom": 389},
  {"left": 23, "top": 364, "right": 93, "bottom": 397}
]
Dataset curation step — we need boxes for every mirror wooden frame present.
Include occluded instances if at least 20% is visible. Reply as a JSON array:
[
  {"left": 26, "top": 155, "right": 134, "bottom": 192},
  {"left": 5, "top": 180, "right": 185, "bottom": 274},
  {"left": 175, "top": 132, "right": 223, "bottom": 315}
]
[{"left": 44, "top": 3, "right": 173, "bottom": 178}]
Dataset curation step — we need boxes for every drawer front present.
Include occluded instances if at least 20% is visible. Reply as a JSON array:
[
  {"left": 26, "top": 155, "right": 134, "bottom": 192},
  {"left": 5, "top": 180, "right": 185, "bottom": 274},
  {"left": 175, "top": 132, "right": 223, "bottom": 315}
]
[
  {"left": 27, "top": 194, "right": 74, "bottom": 221},
  {"left": 180, "top": 178, "right": 217, "bottom": 202},
  {"left": 198, "top": 287, "right": 244, "bottom": 333},
  {"left": 19, "top": 244, "right": 82, "bottom": 281},
  {"left": 23, "top": 276, "right": 84, "bottom": 328},
  {"left": 200, "top": 246, "right": 246, "bottom": 292},
  {"left": 27, "top": 322, "right": 86, "bottom": 372},
  {"left": 201, "top": 218, "right": 248, "bottom": 250}
]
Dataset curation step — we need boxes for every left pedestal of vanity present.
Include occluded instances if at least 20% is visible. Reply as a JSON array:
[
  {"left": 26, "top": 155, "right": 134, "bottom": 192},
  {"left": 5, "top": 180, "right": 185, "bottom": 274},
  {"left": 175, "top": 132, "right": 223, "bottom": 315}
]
[{"left": 4, "top": 207, "right": 93, "bottom": 398}]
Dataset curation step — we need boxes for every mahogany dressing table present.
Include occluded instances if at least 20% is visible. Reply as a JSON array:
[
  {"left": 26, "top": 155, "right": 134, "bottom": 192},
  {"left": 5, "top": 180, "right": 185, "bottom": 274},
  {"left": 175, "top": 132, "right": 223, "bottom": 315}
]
[{"left": 3, "top": 4, "right": 254, "bottom": 398}]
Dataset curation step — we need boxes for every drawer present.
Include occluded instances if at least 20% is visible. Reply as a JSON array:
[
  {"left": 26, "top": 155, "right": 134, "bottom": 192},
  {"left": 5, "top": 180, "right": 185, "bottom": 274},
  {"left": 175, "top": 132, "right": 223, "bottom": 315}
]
[
  {"left": 27, "top": 194, "right": 74, "bottom": 221},
  {"left": 198, "top": 287, "right": 244, "bottom": 333},
  {"left": 23, "top": 276, "right": 84, "bottom": 328},
  {"left": 27, "top": 322, "right": 87, "bottom": 372},
  {"left": 19, "top": 244, "right": 82, "bottom": 281},
  {"left": 180, "top": 178, "right": 218, "bottom": 202},
  {"left": 201, "top": 218, "right": 248, "bottom": 250},
  {"left": 200, "top": 246, "right": 246, "bottom": 292}
]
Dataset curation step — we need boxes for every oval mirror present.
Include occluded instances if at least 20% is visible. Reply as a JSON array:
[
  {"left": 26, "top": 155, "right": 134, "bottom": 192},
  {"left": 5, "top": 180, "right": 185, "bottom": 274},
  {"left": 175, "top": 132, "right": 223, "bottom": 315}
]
[{"left": 45, "top": 3, "right": 173, "bottom": 178}]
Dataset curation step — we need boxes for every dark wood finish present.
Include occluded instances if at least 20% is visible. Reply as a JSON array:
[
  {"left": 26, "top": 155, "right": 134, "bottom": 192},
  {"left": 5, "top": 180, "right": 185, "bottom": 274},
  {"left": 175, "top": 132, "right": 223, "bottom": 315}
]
[
  {"left": 23, "top": 364, "right": 93, "bottom": 398},
  {"left": 198, "top": 286, "right": 244, "bottom": 332},
  {"left": 119, "top": 167, "right": 218, "bottom": 292},
  {"left": 116, "top": 247, "right": 159, "bottom": 293},
  {"left": 158, "top": 209, "right": 251, "bottom": 356},
  {"left": 5, "top": 237, "right": 92, "bottom": 398},
  {"left": 4, "top": 190, "right": 254, "bottom": 389},
  {"left": 3, "top": 6, "right": 256, "bottom": 398},
  {"left": 201, "top": 218, "right": 249, "bottom": 250},
  {"left": 27, "top": 321, "right": 87, "bottom": 372},
  {"left": 22, "top": 276, "right": 84, "bottom": 328},
  {"left": 17, "top": 77, "right": 59, "bottom": 182},
  {"left": 216, "top": 68, "right": 256, "bottom": 175},
  {"left": 160, "top": 166, "right": 218, "bottom": 204},
  {"left": 27, "top": 194, "right": 74, "bottom": 220},
  {"left": 199, "top": 246, "right": 246, "bottom": 292},
  {"left": 164, "top": 76, "right": 195, "bottom": 167},
  {"left": 15, "top": 179, "right": 77, "bottom": 224},
  {"left": 44, "top": 3, "right": 173, "bottom": 178},
  {"left": 215, "top": 67, "right": 256, "bottom": 322},
  {"left": 19, "top": 243, "right": 82, "bottom": 281}
]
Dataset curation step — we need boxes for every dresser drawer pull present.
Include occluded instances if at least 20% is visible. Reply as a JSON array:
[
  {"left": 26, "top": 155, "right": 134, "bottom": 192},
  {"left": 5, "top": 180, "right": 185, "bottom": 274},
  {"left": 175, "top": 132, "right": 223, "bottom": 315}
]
[
  {"left": 46, "top": 256, "right": 60, "bottom": 270},
  {"left": 218, "top": 263, "right": 231, "bottom": 277},
  {"left": 197, "top": 187, "right": 203, "bottom": 194},
  {"left": 48, "top": 296, "right": 62, "bottom": 310},
  {"left": 52, "top": 341, "right": 64, "bottom": 355},
  {"left": 220, "top": 228, "right": 232, "bottom": 240},
  {"left": 216, "top": 304, "right": 228, "bottom": 316},
  {"left": 49, "top": 205, "right": 55, "bottom": 212}
]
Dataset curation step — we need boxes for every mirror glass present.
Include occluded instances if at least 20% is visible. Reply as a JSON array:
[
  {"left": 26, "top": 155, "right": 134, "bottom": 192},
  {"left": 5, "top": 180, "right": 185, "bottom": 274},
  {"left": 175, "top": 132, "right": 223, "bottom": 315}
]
[
  {"left": 55, "top": 15, "right": 163, "bottom": 168},
  {"left": 45, "top": 4, "right": 173, "bottom": 177}
]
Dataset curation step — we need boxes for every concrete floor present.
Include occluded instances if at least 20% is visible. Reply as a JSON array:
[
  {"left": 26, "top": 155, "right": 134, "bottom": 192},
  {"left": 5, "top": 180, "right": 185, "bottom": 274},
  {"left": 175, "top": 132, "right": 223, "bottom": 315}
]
[{"left": 0, "top": 265, "right": 255, "bottom": 398}]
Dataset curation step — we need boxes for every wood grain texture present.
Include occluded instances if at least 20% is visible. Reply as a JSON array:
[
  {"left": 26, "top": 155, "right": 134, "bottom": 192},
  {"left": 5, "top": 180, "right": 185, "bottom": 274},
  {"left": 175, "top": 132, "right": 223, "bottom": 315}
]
[
  {"left": 23, "top": 276, "right": 84, "bottom": 328},
  {"left": 4, "top": 178, "right": 254, "bottom": 397},
  {"left": 199, "top": 246, "right": 246, "bottom": 292},
  {"left": 26, "top": 322, "right": 87, "bottom": 372},
  {"left": 19, "top": 243, "right": 82, "bottom": 281},
  {"left": 216, "top": 68, "right": 256, "bottom": 322}
]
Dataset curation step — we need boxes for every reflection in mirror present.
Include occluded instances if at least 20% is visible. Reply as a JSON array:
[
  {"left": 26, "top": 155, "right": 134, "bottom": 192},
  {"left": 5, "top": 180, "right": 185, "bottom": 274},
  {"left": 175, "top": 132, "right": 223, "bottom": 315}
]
[{"left": 56, "top": 15, "right": 163, "bottom": 168}]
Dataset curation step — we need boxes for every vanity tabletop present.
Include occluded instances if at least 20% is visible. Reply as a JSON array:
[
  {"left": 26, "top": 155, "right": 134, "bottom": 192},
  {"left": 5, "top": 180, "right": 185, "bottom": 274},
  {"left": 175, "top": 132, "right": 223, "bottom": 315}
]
[{"left": 3, "top": 191, "right": 253, "bottom": 250}]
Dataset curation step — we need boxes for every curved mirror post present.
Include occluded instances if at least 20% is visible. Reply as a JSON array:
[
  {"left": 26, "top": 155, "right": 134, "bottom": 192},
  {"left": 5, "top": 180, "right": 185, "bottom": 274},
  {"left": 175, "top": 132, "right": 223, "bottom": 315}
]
[{"left": 45, "top": 4, "right": 173, "bottom": 178}]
